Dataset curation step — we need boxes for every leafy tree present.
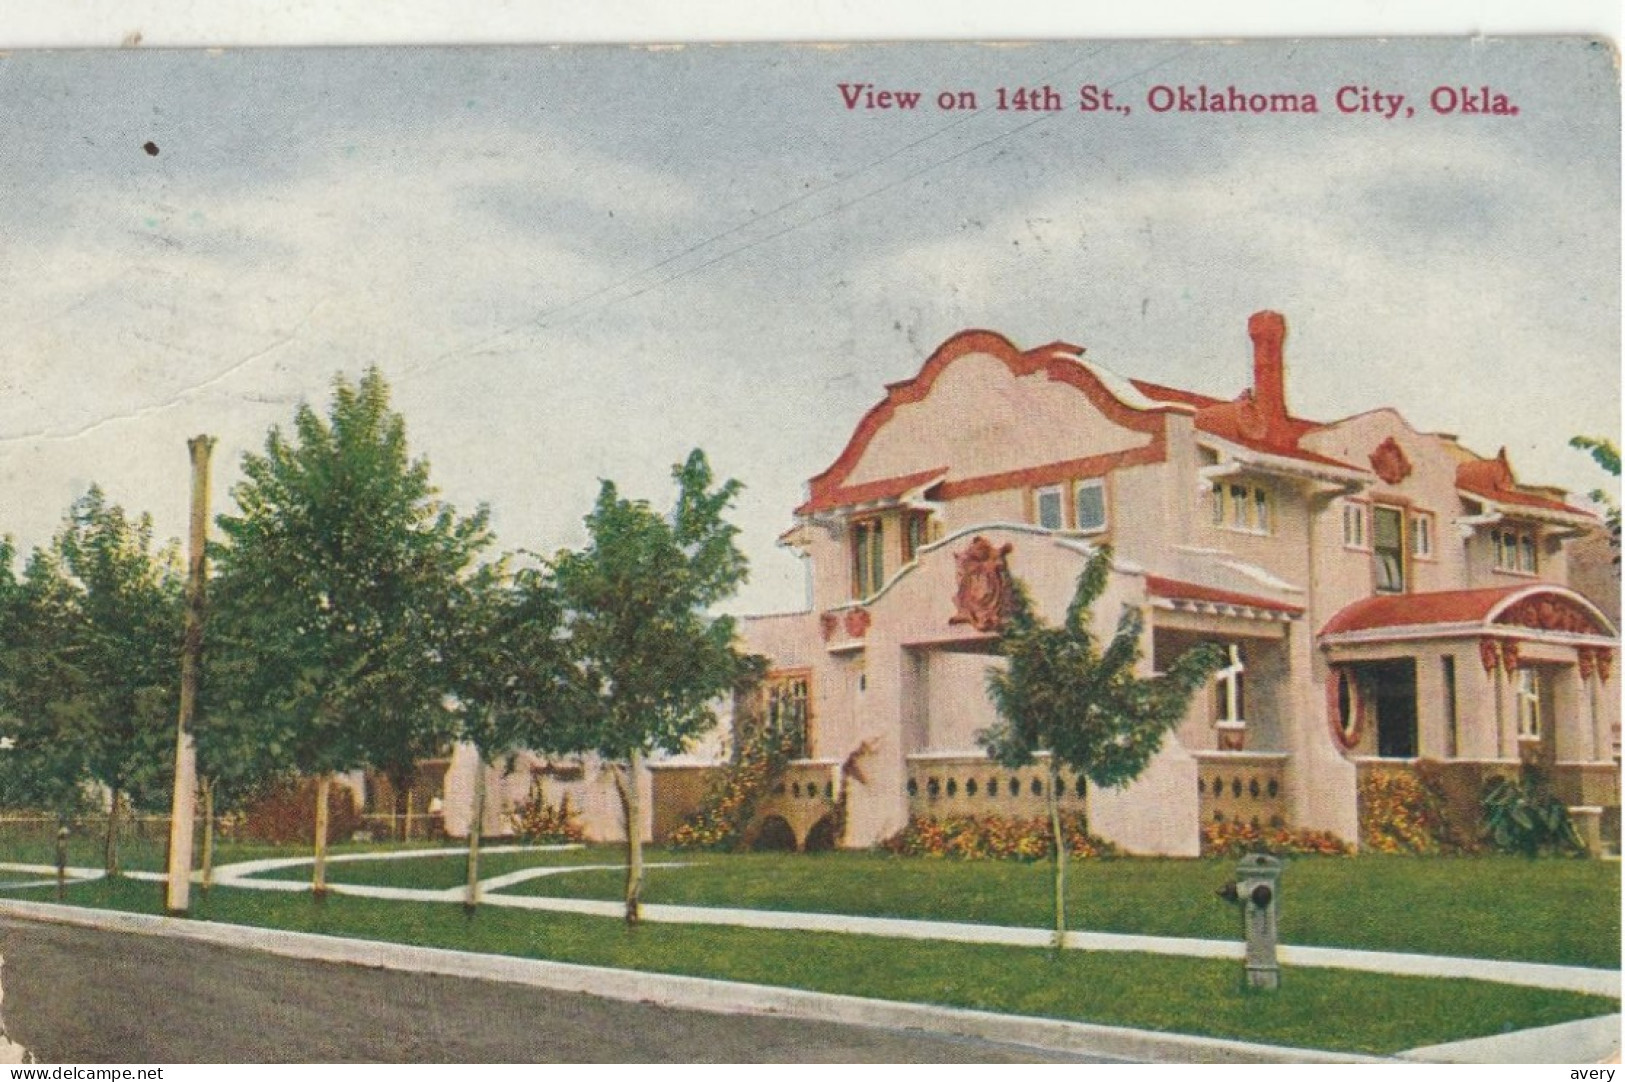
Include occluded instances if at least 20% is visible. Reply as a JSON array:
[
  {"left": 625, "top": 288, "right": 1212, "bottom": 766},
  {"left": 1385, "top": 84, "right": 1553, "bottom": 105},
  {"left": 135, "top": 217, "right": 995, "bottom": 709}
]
[
  {"left": 550, "top": 449, "right": 751, "bottom": 924},
  {"left": 0, "top": 492, "right": 183, "bottom": 874},
  {"left": 1570, "top": 435, "right": 1621, "bottom": 564},
  {"left": 442, "top": 558, "right": 576, "bottom": 909},
  {"left": 0, "top": 538, "right": 95, "bottom": 821},
  {"left": 212, "top": 368, "right": 491, "bottom": 891},
  {"left": 979, "top": 545, "right": 1223, "bottom": 948}
]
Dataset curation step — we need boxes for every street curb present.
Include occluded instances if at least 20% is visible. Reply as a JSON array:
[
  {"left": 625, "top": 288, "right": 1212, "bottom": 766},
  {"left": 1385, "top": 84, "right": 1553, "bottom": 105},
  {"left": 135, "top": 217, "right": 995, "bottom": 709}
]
[{"left": 0, "top": 899, "right": 1383, "bottom": 1064}]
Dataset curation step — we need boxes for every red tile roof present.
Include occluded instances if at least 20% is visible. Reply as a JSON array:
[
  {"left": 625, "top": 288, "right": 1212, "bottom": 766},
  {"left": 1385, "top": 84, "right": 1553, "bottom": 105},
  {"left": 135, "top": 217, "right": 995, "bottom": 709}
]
[
  {"left": 796, "top": 466, "right": 947, "bottom": 515},
  {"left": 1132, "top": 379, "right": 1362, "bottom": 472},
  {"left": 1456, "top": 451, "right": 1590, "bottom": 516},
  {"left": 1144, "top": 575, "right": 1303, "bottom": 615},
  {"left": 1128, "top": 379, "right": 1222, "bottom": 410},
  {"left": 1315, "top": 584, "right": 1623, "bottom": 638},
  {"left": 1320, "top": 586, "right": 1526, "bottom": 635}
]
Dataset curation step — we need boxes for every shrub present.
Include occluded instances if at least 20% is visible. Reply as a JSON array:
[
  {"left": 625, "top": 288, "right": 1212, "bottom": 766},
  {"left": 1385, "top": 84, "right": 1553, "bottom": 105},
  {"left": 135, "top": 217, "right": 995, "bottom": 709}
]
[
  {"left": 880, "top": 813, "right": 1118, "bottom": 861},
  {"left": 1481, "top": 771, "right": 1585, "bottom": 857},
  {"left": 670, "top": 723, "right": 801, "bottom": 851},
  {"left": 240, "top": 777, "right": 363, "bottom": 845},
  {"left": 1358, "top": 767, "right": 1451, "bottom": 854},
  {"left": 510, "top": 783, "right": 587, "bottom": 844},
  {"left": 1201, "top": 819, "right": 1352, "bottom": 857}
]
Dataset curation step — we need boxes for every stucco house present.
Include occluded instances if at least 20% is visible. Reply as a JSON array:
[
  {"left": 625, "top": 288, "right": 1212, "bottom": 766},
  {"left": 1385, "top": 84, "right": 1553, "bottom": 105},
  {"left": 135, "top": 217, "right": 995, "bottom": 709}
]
[
  {"left": 446, "top": 311, "right": 1619, "bottom": 856},
  {"left": 644, "top": 310, "right": 1619, "bottom": 856}
]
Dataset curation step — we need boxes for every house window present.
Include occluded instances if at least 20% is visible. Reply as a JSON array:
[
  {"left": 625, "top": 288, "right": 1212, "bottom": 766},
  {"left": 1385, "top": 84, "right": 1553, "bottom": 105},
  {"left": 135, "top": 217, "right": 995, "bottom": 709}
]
[
  {"left": 851, "top": 518, "right": 884, "bottom": 599},
  {"left": 1410, "top": 511, "right": 1434, "bottom": 560},
  {"left": 1492, "top": 526, "right": 1538, "bottom": 574},
  {"left": 1514, "top": 667, "right": 1541, "bottom": 740},
  {"left": 1373, "top": 505, "right": 1406, "bottom": 593},
  {"left": 1035, "top": 485, "right": 1064, "bottom": 530},
  {"left": 1213, "top": 481, "right": 1273, "bottom": 535},
  {"left": 1074, "top": 479, "right": 1107, "bottom": 533},
  {"left": 902, "top": 510, "right": 930, "bottom": 564},
  {"left": 1342, "top": 501, "right": 1368, "bottom": 549},
  {"left": 1213, "top": 644, "right": 1246, "bottom": 724},
  {"left": 765, "top": 672, "right": 811, "bottom": 757}
]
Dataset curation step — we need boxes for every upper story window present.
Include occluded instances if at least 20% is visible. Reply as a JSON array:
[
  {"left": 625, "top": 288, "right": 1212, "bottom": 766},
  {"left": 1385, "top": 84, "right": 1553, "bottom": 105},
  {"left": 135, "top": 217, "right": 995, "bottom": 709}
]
[
  {"left": 1035, "top": 485, "right": 1065, "bottom": 530},
  {"left": 902, "top": 510, "right": 931, "bottom": 564},
  {"left": 1372, "top": 504, "right": 1406, "bottom": 593},
  {"left": 1342, "top": 501, "right": 1368, "bottom": 550},
  {"left": 851, "top": 517, "right": 885, "bottom": 599},
  {"left": 1074, "top": 479, "right": 1108, "bottom": 533},
  {"left": 1410, "top": 510, "right": 1435, "bottom": 560},
  {"left": 1032, "top": 479, "right": 1111, "bottom": 533},
  {"left": 1212, "top": 481, "right": 1272, "bottom": 535},
  {"left": 1492, "top": 525, "right": 1538, "bottom": 574}
]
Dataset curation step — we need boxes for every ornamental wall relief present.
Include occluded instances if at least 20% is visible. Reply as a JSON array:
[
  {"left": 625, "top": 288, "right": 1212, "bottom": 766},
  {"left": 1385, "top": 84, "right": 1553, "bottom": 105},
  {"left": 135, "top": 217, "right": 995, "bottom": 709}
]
[{"left": 948, "top": 536, "right": 1017, "bottom": 633}]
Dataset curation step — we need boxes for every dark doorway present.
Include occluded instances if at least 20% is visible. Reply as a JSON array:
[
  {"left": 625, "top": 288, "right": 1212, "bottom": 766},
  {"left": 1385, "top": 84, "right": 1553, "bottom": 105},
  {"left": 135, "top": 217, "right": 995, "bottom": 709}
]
[
  {"left": 750, "top": 816, "right": 797, "bottom": 851},
  {"left": 803, "top": 815, "right": 839, "bottom": 852},
  {"left": 1366, "top": 659, "right": 1418, "bottom": 758}
]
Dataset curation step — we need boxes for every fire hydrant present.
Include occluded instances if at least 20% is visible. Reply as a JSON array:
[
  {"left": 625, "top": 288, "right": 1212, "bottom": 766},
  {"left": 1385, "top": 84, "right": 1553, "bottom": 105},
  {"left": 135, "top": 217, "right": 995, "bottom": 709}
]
[{"left": 1216, "top": 852, "right": 1282, "bottom": 991}]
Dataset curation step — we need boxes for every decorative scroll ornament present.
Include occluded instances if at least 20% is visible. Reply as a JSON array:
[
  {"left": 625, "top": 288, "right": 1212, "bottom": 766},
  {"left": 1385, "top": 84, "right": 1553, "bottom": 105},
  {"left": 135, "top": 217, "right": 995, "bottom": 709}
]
[
  {"left": 948, "top": 536, "right": 1017, "bottom": 633},
  {"left": 843, "top": 608, "right": 872, "bottom": 639},
  {"left": 1500, "top": 639, "right": 1521, "bottom": 673},
  {"left": 1578, "top": 647, "right": 1596, "bottom": 681},
  {"left": 819, "top": 612, "right": 840, "bottom": 641},
  {"left": 1236, "top": 394, "right": 1270, "bottom": 442},
  {"left": 1497, "top": 595, "right": 1604, "bottom": 636},
  {"left": 1599, "top": 649, "right": 1614, "bottom": 684},
  {"left": 1479, "top": 637, "right": 1501, "bottom": 674},
  {"left": 1369, "top": 437, "right": 1413, "bottom": 486}
]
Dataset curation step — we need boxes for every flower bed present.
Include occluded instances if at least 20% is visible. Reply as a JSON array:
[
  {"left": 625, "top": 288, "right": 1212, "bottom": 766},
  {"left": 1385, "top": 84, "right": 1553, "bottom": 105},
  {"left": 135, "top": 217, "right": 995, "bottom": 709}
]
[
  {"left": 510, "top": 785, "right": 587, "bottom": 844},
  {"left": 881, "top": 813, "right": 1118, "bottom": 861},
  {"left": 1200, "top": 819, "right": 1352, "bottom": 857}
]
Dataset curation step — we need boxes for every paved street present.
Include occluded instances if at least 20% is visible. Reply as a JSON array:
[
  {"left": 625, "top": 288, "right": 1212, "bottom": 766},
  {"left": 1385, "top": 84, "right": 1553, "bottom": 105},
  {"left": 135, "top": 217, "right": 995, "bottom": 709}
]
[{"left": 0, "top": 921, "right": 1112, "bottom": 1063}]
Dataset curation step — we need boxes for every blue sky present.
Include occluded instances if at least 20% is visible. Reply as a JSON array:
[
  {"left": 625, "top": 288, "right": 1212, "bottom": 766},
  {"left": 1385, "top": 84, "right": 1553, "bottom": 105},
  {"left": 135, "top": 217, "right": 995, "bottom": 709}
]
[{"left": 0, "top": 38, "right": 1616, "bottom": 612}]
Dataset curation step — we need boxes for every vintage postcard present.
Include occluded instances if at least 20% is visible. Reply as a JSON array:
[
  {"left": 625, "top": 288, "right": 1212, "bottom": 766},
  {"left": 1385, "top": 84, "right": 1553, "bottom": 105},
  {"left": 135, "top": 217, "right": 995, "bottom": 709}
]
[{"left": 0, "top": 33, "right": 1617, "bottom": 1068}]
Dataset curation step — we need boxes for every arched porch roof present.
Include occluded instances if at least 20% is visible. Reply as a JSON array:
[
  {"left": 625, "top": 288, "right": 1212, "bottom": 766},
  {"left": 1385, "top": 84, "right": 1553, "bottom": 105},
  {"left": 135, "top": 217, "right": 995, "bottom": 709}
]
[{"left": 1319, "top": 583, "right": 1617, "bottom": 647}]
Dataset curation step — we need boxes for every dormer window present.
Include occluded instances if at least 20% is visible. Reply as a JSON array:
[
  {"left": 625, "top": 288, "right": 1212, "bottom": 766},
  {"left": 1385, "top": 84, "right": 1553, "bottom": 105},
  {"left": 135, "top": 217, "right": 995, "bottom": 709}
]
[
  {"left": 1492, "top": 525, "right": 1538, "bottom": 574},
  {"left": 1212, "top": 481, "right": 1272, "bottom": 535}
]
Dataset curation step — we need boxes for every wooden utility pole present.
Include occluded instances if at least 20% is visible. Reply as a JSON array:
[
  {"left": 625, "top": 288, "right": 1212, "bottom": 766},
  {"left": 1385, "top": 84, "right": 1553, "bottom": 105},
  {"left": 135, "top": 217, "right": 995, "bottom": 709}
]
[{"left": 166, "top": 435, "right": 214, "bottom": 914}]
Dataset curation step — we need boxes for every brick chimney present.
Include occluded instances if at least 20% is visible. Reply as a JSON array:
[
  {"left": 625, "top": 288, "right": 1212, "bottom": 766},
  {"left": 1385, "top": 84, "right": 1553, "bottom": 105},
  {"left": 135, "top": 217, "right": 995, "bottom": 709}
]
[{"left": 1248, "top": 310, "right": 1288, "bottom": 421}]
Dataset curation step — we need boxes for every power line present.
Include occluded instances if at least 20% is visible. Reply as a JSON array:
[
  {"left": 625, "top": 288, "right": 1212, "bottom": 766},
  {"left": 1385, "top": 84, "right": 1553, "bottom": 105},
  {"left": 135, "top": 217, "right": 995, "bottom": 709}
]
[{"left": 402, "top": 43, "right": 1162, "bottom": 376}]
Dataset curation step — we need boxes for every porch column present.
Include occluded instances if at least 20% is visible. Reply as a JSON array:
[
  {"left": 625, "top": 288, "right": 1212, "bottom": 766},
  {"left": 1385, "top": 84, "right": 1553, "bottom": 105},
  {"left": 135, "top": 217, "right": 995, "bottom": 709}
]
[
  {"left": 1584, "top": 648, "right": 1617, "bottom": 761},
  {"left": 1483, "top": 639, "right": 1514, "bottom": 759},
  {"left": 1553, "top": 661, "right": 1590, "bottom": 764}
]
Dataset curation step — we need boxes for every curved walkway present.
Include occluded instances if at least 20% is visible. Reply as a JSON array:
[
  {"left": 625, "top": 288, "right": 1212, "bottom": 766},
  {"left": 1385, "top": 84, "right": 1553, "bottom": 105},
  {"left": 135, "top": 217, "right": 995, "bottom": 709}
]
[{"left": 7, "top": 848, "right": 1616, "bottom": 997}]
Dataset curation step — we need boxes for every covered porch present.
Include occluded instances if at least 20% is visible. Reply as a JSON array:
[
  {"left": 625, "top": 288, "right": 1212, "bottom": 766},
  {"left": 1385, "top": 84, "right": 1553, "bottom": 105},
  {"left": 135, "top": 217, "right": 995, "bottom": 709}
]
[{"left": 1320, "top": 583, "right": 1619, "bottom": 853}]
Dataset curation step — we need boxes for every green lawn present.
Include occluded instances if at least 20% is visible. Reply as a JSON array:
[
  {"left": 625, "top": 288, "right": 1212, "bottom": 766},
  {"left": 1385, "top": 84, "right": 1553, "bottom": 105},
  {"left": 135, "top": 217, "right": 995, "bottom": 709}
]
[
  {"left": 45, "top": 876, "right": 1618, "bottom": 1057},
  {"left": 318, "top": 846, "right": 1618, "bottom": 969}
]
